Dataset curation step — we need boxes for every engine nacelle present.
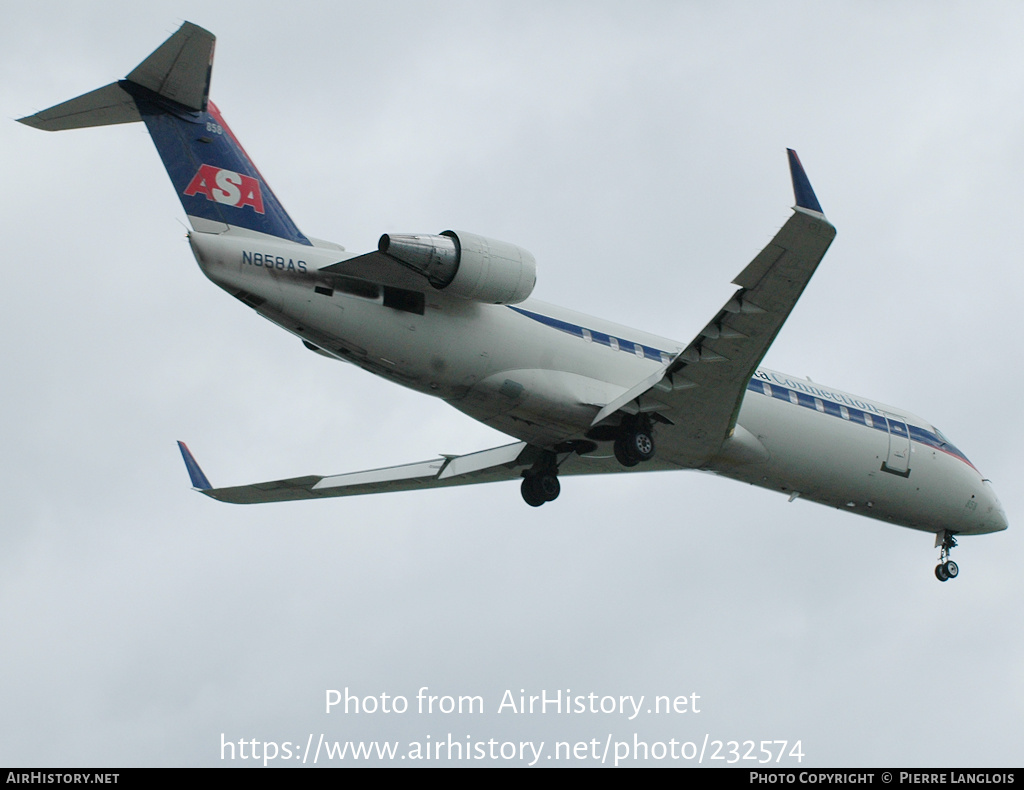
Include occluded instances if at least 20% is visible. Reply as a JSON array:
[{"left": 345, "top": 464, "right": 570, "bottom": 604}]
[{"left": 378, "top": 230, "right": 536, "bottom": 304}]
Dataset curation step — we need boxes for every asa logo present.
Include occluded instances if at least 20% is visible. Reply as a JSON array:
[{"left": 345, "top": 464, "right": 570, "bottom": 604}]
[{"left": 183, "top": 164, "right": 265, "bottom": 214}]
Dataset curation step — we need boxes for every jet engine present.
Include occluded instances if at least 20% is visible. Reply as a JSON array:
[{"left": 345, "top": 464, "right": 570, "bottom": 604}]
[{"left": 378, "top": 230, "right": 536, "bottom": 304}]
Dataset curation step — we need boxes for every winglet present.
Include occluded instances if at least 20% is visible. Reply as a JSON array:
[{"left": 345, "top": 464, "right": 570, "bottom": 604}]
[
  {"left": 786, "top": 148, "right": 824, "bottom": 215},
  {"left": 177, "top": 441, "right": 212, "bottom": 490}
]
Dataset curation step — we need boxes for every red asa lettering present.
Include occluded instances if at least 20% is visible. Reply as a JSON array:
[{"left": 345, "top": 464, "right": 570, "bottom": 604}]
[{"left": 184, "top": 164, "right": 265, "bottom": 214}]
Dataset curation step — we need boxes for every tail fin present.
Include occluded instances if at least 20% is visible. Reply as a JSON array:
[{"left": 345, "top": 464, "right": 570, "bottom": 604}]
[{"left": 18, "top": 22, "right": 309, "bottom": 245}]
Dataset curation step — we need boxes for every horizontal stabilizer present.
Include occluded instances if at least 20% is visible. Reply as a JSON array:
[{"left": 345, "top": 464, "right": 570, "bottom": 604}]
[
  {"left": 18, "top": 22, "right": 214, "bottom": 131},
  {"left": 125, "top": 22, "right": 214, "bottom": 111},
  {"left": 17, "top": 83, "right": 140, "bottom": 131}
]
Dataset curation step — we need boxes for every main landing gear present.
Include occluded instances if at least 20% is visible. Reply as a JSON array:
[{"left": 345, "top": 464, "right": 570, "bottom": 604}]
[
  {"left": 521, "top": 450, "right": 561, "bottom": 508},
  {"left": 613, "top": 414, "right": 656, "bottom": 468},
  {"left": 934, "top": 530, "right": 959, "bottom": 582},
  {"left": 521, "top": 470, "right": 560, "bottom": 507},
  {"left": 519, "top": 414, "right": 658, "bottom": 506}
]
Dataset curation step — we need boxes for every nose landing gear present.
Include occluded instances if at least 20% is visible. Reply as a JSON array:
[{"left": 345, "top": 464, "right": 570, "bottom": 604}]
[{"left": 934, "top": 530, "right": 959, "bottom": 582}]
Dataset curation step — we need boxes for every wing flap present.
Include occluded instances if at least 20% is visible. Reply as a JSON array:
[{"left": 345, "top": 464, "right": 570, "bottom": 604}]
[
  {"left": 438, "top": 442, "right": 530, "bottom": 479},
  {"left": 316, "top": 459, "right": 447, "bottom": 491}
]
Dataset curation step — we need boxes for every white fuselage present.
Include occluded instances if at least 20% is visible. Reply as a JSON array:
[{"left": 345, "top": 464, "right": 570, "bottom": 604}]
[{"left": 188, "top": 228, "right": 1007, "bottom": 537}]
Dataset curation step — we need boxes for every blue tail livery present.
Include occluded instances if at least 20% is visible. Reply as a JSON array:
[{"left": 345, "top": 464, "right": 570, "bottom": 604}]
[{"left": 19, "top": 22, "right": 309, "bottom": 245}]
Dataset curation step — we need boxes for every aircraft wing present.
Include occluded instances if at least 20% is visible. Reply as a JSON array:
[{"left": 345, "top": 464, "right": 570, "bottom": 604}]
[
  {"left": 177, "top": 440, "right": 539, "bottom": 504},
  {"left": 592, "top": 150, "right": 837, "bottom": 468}
]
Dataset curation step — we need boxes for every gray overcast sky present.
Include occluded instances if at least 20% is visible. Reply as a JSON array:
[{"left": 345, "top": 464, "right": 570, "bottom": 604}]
[{"left": 2, "top": 0, "right": 1023, "bottom": 767}]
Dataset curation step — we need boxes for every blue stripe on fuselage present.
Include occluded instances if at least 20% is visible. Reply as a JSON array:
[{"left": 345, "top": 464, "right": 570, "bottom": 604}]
[
  {"left": 506, "top": 304, "right": 974, "bottom": 470},
  {"left": 744, "top": 378, "right": 974, "bottom": 469},
  {"left": 508, "top": 305, "right": 671, "bottom": 363}
]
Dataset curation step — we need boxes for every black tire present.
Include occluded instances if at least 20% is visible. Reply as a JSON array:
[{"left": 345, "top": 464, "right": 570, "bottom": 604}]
[
  {"left": 537, "top": 473, "right": 560, "bottom": 502},
  {"left": 935, "top": 564, "right": 949, "bottom": 582},
  {"left": 614, "top": 436, "right": 639, "bottom": 467},
  {"left": 944, "top": 560, "right": 959, "bottom": 579},
  {"left": 628, "top": 429, "right": 655, "bottom": 462},
  {"left": 521, "top": 476, "right": 546, "bottom": 507}
]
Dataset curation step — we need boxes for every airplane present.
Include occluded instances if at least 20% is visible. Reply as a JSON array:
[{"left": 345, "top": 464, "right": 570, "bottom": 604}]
[{"left": 19, "top": 21, "right": 1007, "bottom": 582}]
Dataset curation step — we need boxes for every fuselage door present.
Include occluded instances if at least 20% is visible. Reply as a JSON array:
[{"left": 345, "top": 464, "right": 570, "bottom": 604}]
[{"left": 881, "top": 413, "right": 912, "bottom": 477}]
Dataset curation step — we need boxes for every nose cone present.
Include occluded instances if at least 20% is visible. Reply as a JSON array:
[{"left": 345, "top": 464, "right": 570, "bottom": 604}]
[{"left": 980, "top": 480, "right": 1009, "bottom": 533}]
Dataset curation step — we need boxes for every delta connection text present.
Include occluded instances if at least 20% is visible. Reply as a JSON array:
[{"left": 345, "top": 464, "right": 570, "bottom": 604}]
[{"left": 325, "top": 686, "right": 701, "bottom": 720}]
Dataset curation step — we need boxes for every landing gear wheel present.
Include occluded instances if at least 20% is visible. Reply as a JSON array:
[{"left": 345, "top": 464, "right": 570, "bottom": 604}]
[
  {"left": 614, "top": 415, "right": 655, "bottom": 468},
  {"left": 627, "top": 429, "right": 655, "bottom": 462},
  {"left": 935, "top": 564, "right": 950, "bottom": 582},
  {"left": 521, "top": 472, "right": 560, "bottom": 507},
  {"left": 521, "top": 477, "right": 545, "bottom": 507},
  {"left": 943, "top": 560, "right": 959, "bottom": 579},
  {"left": 537, "top": 473, "right": 560, "bottom": 502},
  {"left": 614, "top": 436, "right": 639, "bottom": 467}
]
